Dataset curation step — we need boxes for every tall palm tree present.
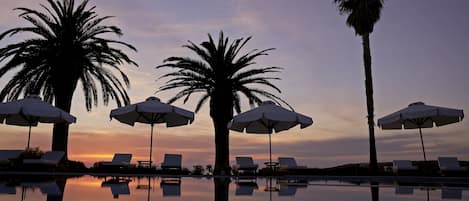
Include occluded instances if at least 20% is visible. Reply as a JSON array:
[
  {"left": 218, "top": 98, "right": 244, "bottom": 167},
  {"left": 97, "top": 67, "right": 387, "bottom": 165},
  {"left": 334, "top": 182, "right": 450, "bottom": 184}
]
[
  {"left": 156, "top": 31, "right": 287, "bottom": 174},
  {"left": 0, "top": 0, "right": 137, "bottom": 158},
  {"left": 334, "top": 0, "right": 383, "bottom": 174}
]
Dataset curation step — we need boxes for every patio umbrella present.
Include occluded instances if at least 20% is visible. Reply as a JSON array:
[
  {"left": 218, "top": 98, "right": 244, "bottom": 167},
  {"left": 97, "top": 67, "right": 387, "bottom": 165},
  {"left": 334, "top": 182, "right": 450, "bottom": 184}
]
[
  {"left": 0, "top": 95, "right": 76, "bottom": 149},
  {"left": 228, "top": 101, "right": 313, "bottom": 165},
  {"left": 377, "top": 101, "right": 464, "bottom": 161},
  {"left": 110, "top": 96, "right": 194, "bottom": 165}
]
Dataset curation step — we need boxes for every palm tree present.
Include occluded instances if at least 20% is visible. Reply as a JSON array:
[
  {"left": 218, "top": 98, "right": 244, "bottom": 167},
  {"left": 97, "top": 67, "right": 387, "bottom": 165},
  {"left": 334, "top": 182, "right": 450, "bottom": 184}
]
[
  {"left": 0, "top": 0, "right": 137, "bottom": 158},
  {"left": 334, "top": 0, "right": 383, "bottom": 174},
  {"left": 156, "top": 31, "right": 287, "bottom": 174}
]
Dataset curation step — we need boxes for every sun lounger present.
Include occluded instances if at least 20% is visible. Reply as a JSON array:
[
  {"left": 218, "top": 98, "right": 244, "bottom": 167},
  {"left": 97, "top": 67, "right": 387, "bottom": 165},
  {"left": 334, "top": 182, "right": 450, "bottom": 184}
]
[
  {"left": 235, "top": 156, "right": 258, "bottom": 175},
  {"left": 161, "top": 154, "right": 182, "bottom": 170},
  {"left": 392, "top": 160, "right": 418, "bottom": 173},
  {"left": 100, "top": 153, "right": 133, "bottom": 168},
  {"left": 438, "top": 157, "right": 467, "bottom": 173},
  {"left": 0, "top": 150, "right": 23, "bottom": 167},
  {"left": 278, "top": 157, "right": 307, "bottom": 170},
  {"left": 23, "top": 151, "right": 64, "bottom": 166}
]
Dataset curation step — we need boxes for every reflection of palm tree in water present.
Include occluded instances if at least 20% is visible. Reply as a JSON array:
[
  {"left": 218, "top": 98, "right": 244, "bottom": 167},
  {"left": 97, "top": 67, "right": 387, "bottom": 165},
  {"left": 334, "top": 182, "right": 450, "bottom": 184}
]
[
  {"left": 214, "top": 178, "right": 230, "bottom": 201},
  {"left": 371, "top": 183, "right": 379, "bottom": 201}
]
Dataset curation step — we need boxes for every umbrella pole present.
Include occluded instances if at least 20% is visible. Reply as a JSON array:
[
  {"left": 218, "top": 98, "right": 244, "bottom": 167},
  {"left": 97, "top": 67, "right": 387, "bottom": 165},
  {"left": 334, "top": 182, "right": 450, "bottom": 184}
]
[
  {"left": 419, "top": 127, "right": 427, "bottom": 161},
  {"left": 269, "top": 133, "right": 272, "bottom": 165},
  {"left": 27, "top": 124, "right": 32, "bottom": 149},
  {"left": 150, "top": 123, "right": 154, "bottom": 166}
]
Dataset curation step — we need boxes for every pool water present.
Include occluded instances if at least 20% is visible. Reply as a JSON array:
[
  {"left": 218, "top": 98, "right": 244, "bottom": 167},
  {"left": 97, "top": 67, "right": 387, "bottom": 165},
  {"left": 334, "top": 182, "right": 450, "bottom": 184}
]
[{"left": 0, "top": 175, "right": 468, "bottom": 201}]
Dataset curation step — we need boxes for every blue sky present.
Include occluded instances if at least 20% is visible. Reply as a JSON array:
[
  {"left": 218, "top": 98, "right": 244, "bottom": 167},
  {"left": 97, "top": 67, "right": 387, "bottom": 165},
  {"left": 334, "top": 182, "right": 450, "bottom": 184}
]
[{"left": 0, "top": 0, "right": 468, "bottom": 168}]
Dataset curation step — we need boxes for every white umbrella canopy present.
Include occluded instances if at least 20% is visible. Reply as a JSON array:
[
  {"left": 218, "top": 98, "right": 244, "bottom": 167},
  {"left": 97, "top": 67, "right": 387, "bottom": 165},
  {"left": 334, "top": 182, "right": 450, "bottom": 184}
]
[
  {"left": 378, "top": 101, "right": 464, "bottom": 161},
  {"left": 228, "top": 101, "right": 313, "bottom": 165},
  {"left": 0, "top": 95, "right": 77, "bottom": 148},
  {"left": 110, "top": 96, "right": 194, "bottom": 164}
]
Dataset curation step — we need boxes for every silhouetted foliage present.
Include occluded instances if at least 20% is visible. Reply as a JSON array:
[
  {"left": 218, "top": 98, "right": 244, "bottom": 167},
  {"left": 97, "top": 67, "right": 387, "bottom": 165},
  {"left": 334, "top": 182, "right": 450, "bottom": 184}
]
[
  {"left": 156, "top": 31, "right": 287, "bottom": 174},
  {"left": 335, "top": 0, "right": 383, "bottom": 174},
  {"left": 0, "top": 0, "right": 137, "bottom": 157}
]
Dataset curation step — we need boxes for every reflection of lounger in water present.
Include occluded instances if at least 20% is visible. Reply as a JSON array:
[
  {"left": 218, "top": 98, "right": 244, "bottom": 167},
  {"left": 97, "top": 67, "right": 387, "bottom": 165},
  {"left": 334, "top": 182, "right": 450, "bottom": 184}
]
[
  {"left": 101, "top": 178, "right": 130, "bottom": 199},
  {"left": 441, "top": 187, "right": 463, "bottom": 200},
  {"left": 0, "top": 182, "right": 16, "bottom": 194},
  {"left": 235, "top": 181, "right": 258, "bottom": 196},
  {"left": 395, "top": 186, "right": 414, "bottom": 195},
  {"left": 278, "top": 182, "right": 307, "bottom": 196},
  {"left": 21, "top": 181, "right": 62, "bottom": 196},
  {"left": 160, "top": 177, "right": 181, "bottom": 196}
]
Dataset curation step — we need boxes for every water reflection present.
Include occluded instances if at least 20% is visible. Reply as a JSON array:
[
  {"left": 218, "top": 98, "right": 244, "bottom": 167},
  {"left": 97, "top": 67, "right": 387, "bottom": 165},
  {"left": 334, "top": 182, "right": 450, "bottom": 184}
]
[
  {"left": 160, "top": 176, "right": 181, "bottom": 196},
  {"left": 371, "top": 183, "right": 379, "bottom": 201},
  {"left": 214, "top": 177, "right": 230, "bottom": 201},
  {"left": 100, "top": 177, "right": 130, "bottom": 199},
  {"left": 0, "top": 176, "right": 67, "bottom": 201},
  {"left": 0, "top": 175, "right": 468, "bottom": 201}
]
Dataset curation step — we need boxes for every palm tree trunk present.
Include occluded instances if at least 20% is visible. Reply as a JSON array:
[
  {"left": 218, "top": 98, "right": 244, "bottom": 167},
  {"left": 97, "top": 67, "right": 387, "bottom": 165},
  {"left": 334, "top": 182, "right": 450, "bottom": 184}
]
[
  {"left": 212, "top": 116, "right": 231, "bottom": 175},
  {"left": 362, "top": 33, "right": 378, "bottom": 174},
  {"left": 210, "top": 94, "right": 233, "bottom": 175},
  {"left": 52, "top": 87, "right": 75, "bottom": 160}
]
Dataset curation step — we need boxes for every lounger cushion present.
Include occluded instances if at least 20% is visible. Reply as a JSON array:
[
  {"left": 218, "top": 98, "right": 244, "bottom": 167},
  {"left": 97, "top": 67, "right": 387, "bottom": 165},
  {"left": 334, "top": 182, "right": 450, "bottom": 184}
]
[
  {"left": 236, "top": 157, "right": 258, "bottom": 170},
  {"left": 161, "top": 154, "right": 182, "bottom": 168},
  {"left": 278, "top": 157, "right": 307, "bottom": 169},
  {"left": 392, "top": 160, "right": 418, "bottom": 172},
  {"left": 438, "top": 157, "right": 467, "bottom": 171},
  {"left": 23, "top": 151, "right": 64, "bottom": 165}
]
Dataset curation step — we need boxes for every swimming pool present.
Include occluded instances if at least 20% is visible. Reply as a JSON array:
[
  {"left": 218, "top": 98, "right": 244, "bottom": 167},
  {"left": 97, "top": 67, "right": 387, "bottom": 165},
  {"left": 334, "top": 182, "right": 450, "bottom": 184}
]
[{"left": 0, "top": 175, "right": 468, "bottom": 201}]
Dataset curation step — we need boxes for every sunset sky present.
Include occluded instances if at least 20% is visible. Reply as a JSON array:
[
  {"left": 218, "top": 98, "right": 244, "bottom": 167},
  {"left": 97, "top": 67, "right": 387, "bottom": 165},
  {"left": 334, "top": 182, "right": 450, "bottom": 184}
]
[{"left": 0, "top": 0, "right": 468, "bottom": 168}]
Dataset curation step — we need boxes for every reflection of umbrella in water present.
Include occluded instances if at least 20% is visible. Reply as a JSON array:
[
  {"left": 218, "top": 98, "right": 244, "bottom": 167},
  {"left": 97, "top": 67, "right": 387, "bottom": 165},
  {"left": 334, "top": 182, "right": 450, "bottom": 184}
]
[
  {"left": 110, "top": 96, "right": 194, "bottom": 165},
  {"left": 228, "top": 101, "right": 313, "bottom": 165},
  {"left": 378, "top": 102, "right": 464, "bottom": 161},
  {"left": 0, "top": 95, "right": 76, "bottom": 149}
]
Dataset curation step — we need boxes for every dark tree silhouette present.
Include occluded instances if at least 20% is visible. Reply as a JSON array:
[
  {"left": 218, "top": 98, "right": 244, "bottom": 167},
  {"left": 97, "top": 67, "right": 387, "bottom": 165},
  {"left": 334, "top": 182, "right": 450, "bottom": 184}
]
[
  {"left": 334, "top": 0, "right": 383, "bottom": 174},
  {"left": 156, "top": 31, "right": 287, "bottom": 174},
  {"left": 0, "top": 0, "right": 137, "bottom": 158}
]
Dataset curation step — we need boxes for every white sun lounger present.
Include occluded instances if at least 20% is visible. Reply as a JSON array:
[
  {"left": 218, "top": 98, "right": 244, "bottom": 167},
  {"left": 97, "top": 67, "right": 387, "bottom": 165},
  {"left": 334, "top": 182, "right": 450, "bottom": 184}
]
[
  {"left": 23, "top": 151, "right": 64, "bottom": 166},
  {"left": 100, "top": 153, "right": 132, "bottom": 168},
  {"left": 0, "top": 150, "right": 23, "bottom": 163},
  {"left": 235, "top": 157, "right": 258, "bottom": 174},
  {"left": 161, "top": 154, "right": 182, "bottom": 170},
  {"left": 0, "top": 150, "right": 24, "bottom": 166},
  {"left": 438, "top": 157, "right": 467, "bottom": 172},
  {"left": 392, "top": 160, "right": 418, "bottom": 173},
  {"left": 278, "top": 157, "right": 307, "bottom": 170}
]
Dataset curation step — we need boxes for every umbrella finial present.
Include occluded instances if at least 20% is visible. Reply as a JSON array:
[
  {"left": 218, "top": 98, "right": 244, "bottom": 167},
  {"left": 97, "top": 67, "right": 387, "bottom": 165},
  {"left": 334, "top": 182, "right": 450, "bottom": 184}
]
[
  {"left": 146, "top": 96, "right": 161, "bottom": 102},
  {"left": 261, "top": 101, "right": 276, "bottom": 106},
  {"left": 26, "top": 94, "right": 41, "bottom": 100},
  {"left": 409, "top": 102, "right": 425, "bottom": 107}
]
